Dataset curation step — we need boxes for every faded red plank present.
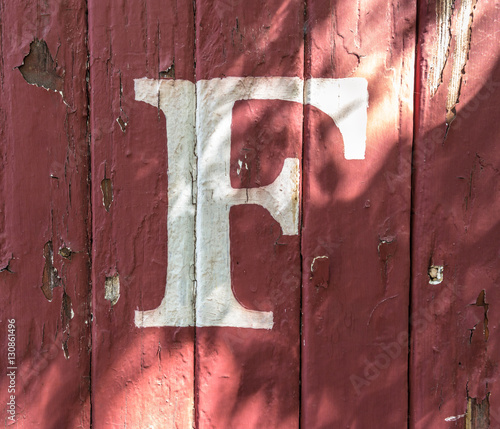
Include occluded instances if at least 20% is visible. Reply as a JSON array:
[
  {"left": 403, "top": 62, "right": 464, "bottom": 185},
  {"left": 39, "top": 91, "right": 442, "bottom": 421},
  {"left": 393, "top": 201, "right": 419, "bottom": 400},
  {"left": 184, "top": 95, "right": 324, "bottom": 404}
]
[
  {"left": 301, "top": 0, "right": 415, "bottom": 427},
  {"left": 88, "top": 1, "right": 195, "bottom": 427},
  {"left": 194, "top": 1, "right": 304, "bottom": 427},
  {"left": 0, "top": 0, "right": 91, "bottom": 427},
  {"left": 411, "top": 0, "right": 500, "bottom": 427}
]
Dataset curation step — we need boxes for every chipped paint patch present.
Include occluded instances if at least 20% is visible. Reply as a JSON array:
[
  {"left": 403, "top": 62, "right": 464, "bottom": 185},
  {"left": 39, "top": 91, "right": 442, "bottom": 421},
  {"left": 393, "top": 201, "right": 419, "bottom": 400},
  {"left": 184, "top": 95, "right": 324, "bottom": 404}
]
[
  {"left": 310, "top": 256, "right": 329, "bottom": 289},
  {"left": 236, "top": 157, "right": 249, "bottom": 176},
  {"left": 159, "top": 63, "right": 175, "bottom": 79},
  {"left": 17, "top": 39, "right": 64, "bottom": 97},
  {"left": 116, "top": 116, "right": 128, "bottom": 132},
  {"left": 41, "top": 241, "right": 60, "bottom": 301},
  {"left": 474, "top": 289, "right": 489, "bottom": 341},
  {"left": 0, "top": 254, "right": 14, "bottom": 273},
  {"left": 466, "top": 395, "right": 490, "bottom": 428},
  {"left": 61, "top": 292, "right": 74, "bottom": 359},
  {"left": 105, "top": 274, "right": 120, "bottom": 306},
  {"left": 100, "top": 178, "right": 113, "bottom": 212},
  {"left": 428, "top": 265, "right": 443, "bottom": 284}
]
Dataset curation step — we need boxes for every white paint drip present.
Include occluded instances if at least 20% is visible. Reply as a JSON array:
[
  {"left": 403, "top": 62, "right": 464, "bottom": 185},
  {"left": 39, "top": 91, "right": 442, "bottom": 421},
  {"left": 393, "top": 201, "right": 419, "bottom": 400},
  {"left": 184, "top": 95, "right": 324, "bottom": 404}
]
[
  {"left": 445, "top": 414, "right": 466, "bottom": 422},
  {"left": 133, "top": 76, "right": 369, "bottom": 329}
]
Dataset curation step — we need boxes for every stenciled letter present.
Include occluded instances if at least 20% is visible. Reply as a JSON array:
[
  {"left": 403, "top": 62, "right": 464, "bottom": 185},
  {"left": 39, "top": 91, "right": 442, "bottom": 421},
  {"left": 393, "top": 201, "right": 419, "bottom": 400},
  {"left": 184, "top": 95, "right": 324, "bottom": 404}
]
[
  {"left": 134, "top": 76, "right": 368, "bottom": 329},
  {"left": 134, "top": 79, "right": 196, "bottom": 327}
]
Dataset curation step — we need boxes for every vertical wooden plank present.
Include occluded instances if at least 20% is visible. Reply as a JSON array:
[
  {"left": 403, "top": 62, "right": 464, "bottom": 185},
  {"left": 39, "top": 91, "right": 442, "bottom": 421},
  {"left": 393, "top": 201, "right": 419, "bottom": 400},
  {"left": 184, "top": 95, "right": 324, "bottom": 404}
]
[
  {"left": 88, "top": 1, "right": 195, "bottom": 427},
  {"left": 302, "top": 0, "right": 416, "bottom": 427},
  {"left": 411, "top": 0, "right": 500, "bottom": 427},
  {"left": 0, "top": 0, "right": 91, "bottom": 427},
  {"left": 194, "top": 1, "right": 304, "bottom": 427}
]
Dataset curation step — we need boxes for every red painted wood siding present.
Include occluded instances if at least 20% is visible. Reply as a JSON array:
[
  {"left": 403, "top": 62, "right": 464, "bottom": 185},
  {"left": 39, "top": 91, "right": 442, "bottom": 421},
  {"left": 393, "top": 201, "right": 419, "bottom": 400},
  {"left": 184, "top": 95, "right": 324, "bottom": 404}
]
[
  {"left": 411, "top": 0, "right": 500, "bottom": 427},
  {"left": 195, "top": 1, "right": 303, "bottom": 427},
  {"left": 0, "top": 0, "right": 91, "bottom": 427},
  {"left": 89, "top": 1, "right": 196, "bottom": 427},
  {"left": 1, "top": 0, "right": 499, "bottom": 428},
  {"left": 302, "top": 0, "right": 415, "bottom": 426}
]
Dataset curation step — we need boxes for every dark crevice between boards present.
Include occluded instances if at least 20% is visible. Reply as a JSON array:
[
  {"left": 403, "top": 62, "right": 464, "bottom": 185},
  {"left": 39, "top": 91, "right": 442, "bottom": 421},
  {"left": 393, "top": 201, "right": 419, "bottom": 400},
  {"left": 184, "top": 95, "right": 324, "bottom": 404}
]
[
  {"left": 299, "top": 1, "right": 308, "bottom": 427},
  {"left": 84, "top": 0, "right": 93, "bottom": 421},
  {"left": 409, "top": 0, "right": 423, "bottom": 425},
  {"left": 0, "top": 0, "right": 4, "bottom": 88},
  {"left": 17, "top": 39, "right": 64, "bottom": 95},
  {"left": 192, "top": 1, "right": 199, "bottom": 428}
]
